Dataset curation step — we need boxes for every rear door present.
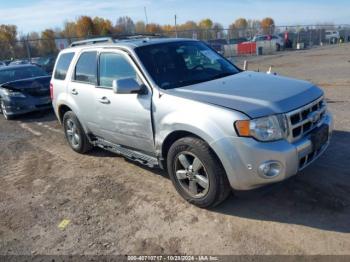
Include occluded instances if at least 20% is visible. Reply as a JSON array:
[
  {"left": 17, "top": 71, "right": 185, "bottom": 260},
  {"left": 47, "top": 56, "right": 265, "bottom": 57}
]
[
  {"left": 68, "top": 51, "right": 99, "bottom": 132},
  {"left": 52, "top": 52, "right": 75, "bottom": 109},
  {"left": 93, "top": 50, "right": 155, "bottom": 154}
]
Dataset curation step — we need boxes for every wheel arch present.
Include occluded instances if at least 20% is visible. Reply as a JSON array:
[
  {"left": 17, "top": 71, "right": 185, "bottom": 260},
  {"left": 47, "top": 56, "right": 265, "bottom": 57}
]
[
  {"left": 58, "top": 104, "right": 72, "bottom": 123},
  {"left": 160, "top": 130, "right": 225, "bottom": 173}
]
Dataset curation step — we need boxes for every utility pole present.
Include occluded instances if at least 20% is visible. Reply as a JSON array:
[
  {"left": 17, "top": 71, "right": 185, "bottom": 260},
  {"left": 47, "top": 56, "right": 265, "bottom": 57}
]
[
  {"left": 25, "top": 34, "right": 31, "bottom": 62},
  {"left": 144, "top": 7, "right": 149, "bottom": 26},
  {"left": 175, "top": 14, "right": 178, "bottom": 38}
]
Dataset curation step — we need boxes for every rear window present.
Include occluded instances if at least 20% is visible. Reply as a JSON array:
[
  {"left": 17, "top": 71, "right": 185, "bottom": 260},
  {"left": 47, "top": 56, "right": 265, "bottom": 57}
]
[
  {"left": 74, "top": 51, "right": 97, "bottom": 84},
  {"left": 54, "top": 52, "right": 74, "bottom": 80}
]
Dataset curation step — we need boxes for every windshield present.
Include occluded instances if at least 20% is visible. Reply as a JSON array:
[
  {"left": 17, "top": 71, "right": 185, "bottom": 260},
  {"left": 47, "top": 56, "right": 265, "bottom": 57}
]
[
  {"left": 135, "top": 41, "right": 239, "bottom": 89},
  {"left": 0, "top": 66, "right": 47, "bottom": 84}
]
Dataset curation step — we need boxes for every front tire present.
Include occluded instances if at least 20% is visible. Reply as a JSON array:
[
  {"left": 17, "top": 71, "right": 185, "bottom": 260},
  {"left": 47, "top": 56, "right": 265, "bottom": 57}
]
[
  {"left": 276, "top": 43, "right": 281, "bottom": 51},
  {"left": 63, "top": 111, "right": 92, "bottom": 154},
  {"left": 0, "top": 99, "right": 14, "bottom": 120},
  {"left": 167, "top": 137, "right": 231, "bottom": 208}
]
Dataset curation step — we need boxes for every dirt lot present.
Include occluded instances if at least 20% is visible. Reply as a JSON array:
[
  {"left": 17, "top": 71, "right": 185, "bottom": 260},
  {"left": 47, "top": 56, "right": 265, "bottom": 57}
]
[{"left": 1, "top": 44, "right": 350, "bottom": 256}]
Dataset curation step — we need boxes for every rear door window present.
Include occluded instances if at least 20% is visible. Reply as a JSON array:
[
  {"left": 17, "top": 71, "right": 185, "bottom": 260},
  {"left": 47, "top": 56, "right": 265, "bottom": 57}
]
[
  {"left": 74, "top": 51, "right": 97, "bottom": 84},
  {"left": 54, "top": 52, "right": 74, "bottom": 80}
]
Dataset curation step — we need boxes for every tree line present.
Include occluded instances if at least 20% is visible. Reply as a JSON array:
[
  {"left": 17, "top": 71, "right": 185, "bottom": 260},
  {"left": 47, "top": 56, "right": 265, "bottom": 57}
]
[{"left": 0, "top": 16, "right": 275, "bottom": 60}]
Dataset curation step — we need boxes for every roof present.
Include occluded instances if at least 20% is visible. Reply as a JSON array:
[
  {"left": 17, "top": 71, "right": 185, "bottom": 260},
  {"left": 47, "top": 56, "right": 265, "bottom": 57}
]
[
  {"left": 0, "top": 64, "right": 38, "bottom": 71},
  {"left": 63, "top": 37, "right": 197, "bottom": 53}
]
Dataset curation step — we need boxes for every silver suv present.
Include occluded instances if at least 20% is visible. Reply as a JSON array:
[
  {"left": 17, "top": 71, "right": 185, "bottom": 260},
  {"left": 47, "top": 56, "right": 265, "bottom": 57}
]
[{"left": 51, "top": 37, "right": 333, "bottom": 207}]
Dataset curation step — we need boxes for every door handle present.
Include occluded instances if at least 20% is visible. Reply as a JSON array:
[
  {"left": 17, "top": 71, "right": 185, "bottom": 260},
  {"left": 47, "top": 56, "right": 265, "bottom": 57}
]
[
  {"left": 98, "top": 97, "right": 110, "bottom": 104},
  {"left": 71, "top": 89, "right": 78, "bottom": 95}
]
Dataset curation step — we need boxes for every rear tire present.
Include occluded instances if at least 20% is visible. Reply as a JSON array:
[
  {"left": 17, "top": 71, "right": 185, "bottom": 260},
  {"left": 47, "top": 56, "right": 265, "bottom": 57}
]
[
  {"left": 63, "top": 111, "right": 92, "bottom": 154},
  {"left": 167, "top": 136, "right": 231, "bottom": 208}
]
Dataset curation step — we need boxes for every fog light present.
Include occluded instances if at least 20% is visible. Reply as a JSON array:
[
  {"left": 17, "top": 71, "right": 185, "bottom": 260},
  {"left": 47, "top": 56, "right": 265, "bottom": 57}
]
[{"left": 258, "top": 161, "right": 282, "bottom": 178}]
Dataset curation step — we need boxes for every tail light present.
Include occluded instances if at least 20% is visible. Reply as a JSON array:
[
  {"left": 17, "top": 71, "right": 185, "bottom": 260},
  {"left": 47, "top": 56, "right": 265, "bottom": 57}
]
[{"left": 50, "top": 82, "right": 53, "bottom": 100}]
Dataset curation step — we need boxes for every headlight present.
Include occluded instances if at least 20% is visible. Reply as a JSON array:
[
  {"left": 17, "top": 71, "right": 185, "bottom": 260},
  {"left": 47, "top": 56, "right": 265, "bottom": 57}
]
[
  {"left": 235, "top": 114, "right": 288, "bottom": 141},
  {"left": 3, "top": 89, "right": 26, "bottom": 98}
]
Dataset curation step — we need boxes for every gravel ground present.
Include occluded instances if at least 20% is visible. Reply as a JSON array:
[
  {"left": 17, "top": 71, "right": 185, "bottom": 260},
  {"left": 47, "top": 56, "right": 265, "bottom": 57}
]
[{"left": 0, "top": 44, "right": 350, "bottom": 256}]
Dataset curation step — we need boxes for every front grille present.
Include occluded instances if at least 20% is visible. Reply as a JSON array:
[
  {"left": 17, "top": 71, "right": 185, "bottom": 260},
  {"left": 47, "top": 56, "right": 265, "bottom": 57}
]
[
  {"left": 298, "top": 141, "right": 328, "bottom": 170},
  {"left": 22, "top": 88, "right": 50, "bottom": 97},
  {"left": 286, "top": 96, "right": 326, "bottom": 142}
]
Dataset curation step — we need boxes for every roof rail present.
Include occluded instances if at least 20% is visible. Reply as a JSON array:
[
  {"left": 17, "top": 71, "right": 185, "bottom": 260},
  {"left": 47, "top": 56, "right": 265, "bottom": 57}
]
[
  {"left": 69, "top": 37, "right": 115, "bottom": 47},
  {"left": 117, "top": 33, "right": 165, "bottom": 40}
]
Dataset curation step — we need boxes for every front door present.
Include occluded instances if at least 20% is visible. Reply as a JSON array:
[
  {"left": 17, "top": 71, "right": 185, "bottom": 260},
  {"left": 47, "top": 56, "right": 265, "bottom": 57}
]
[{"left": 94, "top": 50, "right": 155, "bottom": 154}]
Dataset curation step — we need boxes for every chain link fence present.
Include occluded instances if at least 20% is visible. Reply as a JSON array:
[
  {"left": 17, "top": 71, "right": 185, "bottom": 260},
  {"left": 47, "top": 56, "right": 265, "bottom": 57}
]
[{"left": 1, "top": 24, "right": 350, "bottom": 71}]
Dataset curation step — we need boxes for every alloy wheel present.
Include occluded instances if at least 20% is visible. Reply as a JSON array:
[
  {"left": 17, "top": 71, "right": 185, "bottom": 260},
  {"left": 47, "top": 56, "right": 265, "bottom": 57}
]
[
  {"left": 65, "top": 119, "right": 80, "bottom": 147},
  {"left": 174, "top": 151, "right": 210, "bottom": 198}
]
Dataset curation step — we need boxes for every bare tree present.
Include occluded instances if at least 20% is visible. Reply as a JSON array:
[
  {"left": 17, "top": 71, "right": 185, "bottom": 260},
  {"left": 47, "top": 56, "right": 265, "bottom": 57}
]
[{"left": 115, "top": 16, "right": 135, "bottom": 35}]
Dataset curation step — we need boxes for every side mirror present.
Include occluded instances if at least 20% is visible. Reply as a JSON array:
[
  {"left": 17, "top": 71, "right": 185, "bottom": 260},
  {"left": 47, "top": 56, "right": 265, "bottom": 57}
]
[{"left": 112, "top": 78, "right": 142, "bottom": 94}]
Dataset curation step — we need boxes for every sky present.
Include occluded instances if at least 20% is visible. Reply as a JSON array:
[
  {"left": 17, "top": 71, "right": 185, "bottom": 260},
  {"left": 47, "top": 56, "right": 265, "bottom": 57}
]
[{"left": 0, "top": 0, "right": 349, "bottom": 34}]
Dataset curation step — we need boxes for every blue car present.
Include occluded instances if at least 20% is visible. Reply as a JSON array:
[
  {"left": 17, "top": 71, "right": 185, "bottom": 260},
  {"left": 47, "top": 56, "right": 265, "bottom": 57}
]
[{"left": 0, "top": 65, "right": 52, "bottom": 120}]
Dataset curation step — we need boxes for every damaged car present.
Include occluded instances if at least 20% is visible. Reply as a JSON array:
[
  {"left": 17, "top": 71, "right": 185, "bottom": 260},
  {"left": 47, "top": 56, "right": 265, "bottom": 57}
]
[{"left": 0, "top": 64, "right": 51, "bottom": 120}]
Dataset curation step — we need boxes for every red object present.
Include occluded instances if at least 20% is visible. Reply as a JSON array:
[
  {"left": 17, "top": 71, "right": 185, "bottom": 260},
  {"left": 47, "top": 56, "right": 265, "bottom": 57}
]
[
  {"left": 237, "top": 42, "right": 257, "bottom": 55},
  {"left": 284, "top": 31, "right": 289, "bottom": 40},
  {"left": 50, "top": 82, "right": 53, "bottom": 100}
]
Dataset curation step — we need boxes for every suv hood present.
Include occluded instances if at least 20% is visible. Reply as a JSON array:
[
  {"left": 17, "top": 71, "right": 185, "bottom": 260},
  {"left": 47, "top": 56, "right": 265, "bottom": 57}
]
[{"left": 165, "top": 71, "right": 323, "bottom": 118}]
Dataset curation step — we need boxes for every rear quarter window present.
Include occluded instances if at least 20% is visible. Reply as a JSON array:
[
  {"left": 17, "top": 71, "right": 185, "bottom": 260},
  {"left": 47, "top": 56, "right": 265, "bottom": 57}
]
[{"left": 54, "top": 52, "right": 75, "bottom": 80}]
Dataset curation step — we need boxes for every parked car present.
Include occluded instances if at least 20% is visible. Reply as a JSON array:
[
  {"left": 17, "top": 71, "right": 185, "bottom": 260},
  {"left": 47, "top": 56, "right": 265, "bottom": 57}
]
[
  {"left": 0, "top": 65, "right": 51, "bottom": 120},
  {"left": 51, "top": 37, "right": 332, "bottom": 207},
  {"left": 228, "top": 37, "right": 248, "bottom": 45},
  {"left": 325, "top": 30, "right": 340, "bottom": 44},
  {"left": 207, "top": 39, "right": 228, "bottom": 53},
  {"left": 3, "top": 60, "right": 12, "bottom": 66},
  {"left": 252, "top": 34, "right": 284, "bottom": 51},
  {"left": 9, "top": 59, "right": 30, "bottom": 65},
  {"left": 32, "top": 55, "right": 57, "bottom": 74}
]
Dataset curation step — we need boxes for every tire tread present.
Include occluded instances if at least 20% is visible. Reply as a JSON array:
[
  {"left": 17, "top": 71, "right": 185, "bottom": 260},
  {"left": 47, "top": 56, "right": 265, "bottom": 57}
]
[{"left": 167, "top": 136, "right": 231, "bottom": 208}]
